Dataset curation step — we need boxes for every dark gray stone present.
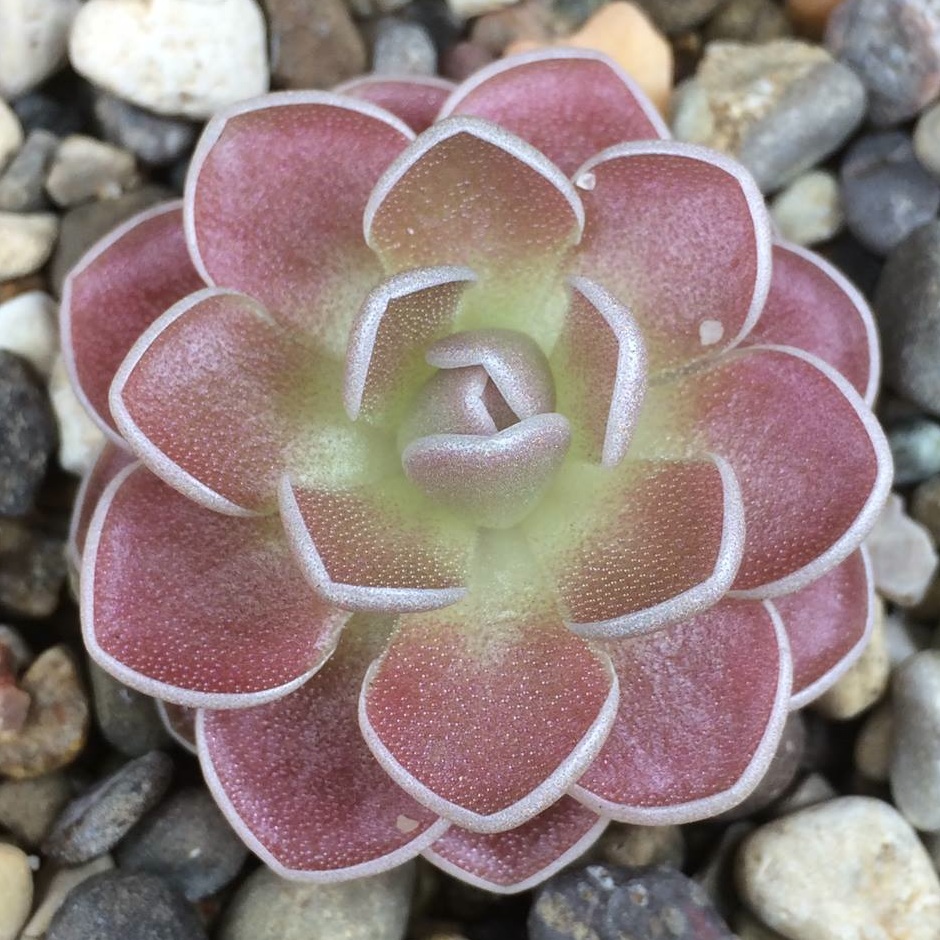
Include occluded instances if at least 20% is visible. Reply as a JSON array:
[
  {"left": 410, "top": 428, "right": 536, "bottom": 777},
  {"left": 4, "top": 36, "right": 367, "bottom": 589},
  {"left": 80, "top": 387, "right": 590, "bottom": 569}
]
[
  {"left": 94, "top": 94, "right": 197, "bottom": 167},
  {"left": 889, "top": 417, "right": 940, "bottom": 485},
  {"left": 372, "top": 18, "right": 436, "bottom": 76},
  {"left": 88, "top": 662, "right": 171, "bottom": 758},
  {"left": 12, "top": 92, "right": 85, "bottom": 138},
  {"left": 46, "top": 871, "right": 206, "bottom": 940},
  {"left": 0, "top": 129, "right": 58, "bottom": 212}
]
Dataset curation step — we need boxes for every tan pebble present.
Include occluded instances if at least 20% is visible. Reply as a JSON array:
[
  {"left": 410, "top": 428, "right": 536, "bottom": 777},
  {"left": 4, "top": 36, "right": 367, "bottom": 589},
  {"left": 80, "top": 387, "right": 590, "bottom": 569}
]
[
  {"left": 854, "top": 700, "right": 892, "bottom": 782},
  {"left": 0, "top": 843, "right": 33, "bottom": 940},
  {"left": 593, "top": 822, "right": 685, "bottom": 869},
  {"left": 786, "top": 0, "right": 842, "bottom": 39}
]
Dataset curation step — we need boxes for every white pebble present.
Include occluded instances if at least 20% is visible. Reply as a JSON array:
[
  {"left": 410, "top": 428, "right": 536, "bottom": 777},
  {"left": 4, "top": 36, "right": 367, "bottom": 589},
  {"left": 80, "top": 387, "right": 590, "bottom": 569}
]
[
  {"left": 50, "top": 355, "right": 106, "bottom": 476},
  {"left": 0, "top": 211, "right": 58, "bottom": 281},
  {"left": 0, "top": 291, "right": 58, "bottom": 377},
  {"left": 0, "top": 99, "right": 23, "bottom": 175},
  {"left": 46, "top": 135, "right": 139, "bottom": 207},
  {"left": 0, "top": 843, "right": 33, "bottom": 940},
  {"left": 0, "top": 0, "right": 80, "bottom": 98},
  {"left": 770, "top": 170, "right": 843, "bottom": 246}
]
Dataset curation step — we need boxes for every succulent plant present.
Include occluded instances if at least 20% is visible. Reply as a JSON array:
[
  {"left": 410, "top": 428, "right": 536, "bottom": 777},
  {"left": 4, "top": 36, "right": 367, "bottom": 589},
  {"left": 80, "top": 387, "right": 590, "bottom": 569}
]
[{"left": 64, "top": 50, "right": 891, "bottom": 892}]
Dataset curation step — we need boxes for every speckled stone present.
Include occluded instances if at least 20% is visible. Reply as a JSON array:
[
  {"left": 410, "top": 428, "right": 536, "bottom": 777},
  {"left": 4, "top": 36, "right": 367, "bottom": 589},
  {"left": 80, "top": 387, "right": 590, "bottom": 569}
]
[
  {"left": 21, "top": 856, "right": 114, "bottom": 940},
  {"left": 88, "top": 662, "right": 170, "bottom": 757},
  {"left": 0, "top": 771, "right": 71, "bottom": 846},
  {"left": 593, "top": 823, "right": 685, "bottom": 870}
]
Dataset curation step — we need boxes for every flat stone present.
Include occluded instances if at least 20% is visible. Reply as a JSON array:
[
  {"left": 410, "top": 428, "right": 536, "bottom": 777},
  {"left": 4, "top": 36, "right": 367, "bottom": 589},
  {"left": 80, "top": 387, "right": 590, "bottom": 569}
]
[
  {"left": 633, "top": 0, "right": 724, "bottom": 32},
  {"left": 593, "top": 822, "right": 685, "bottom": 870},
  {"left": 0, "top": 129, "right": 58, "bottom": 213},
  {"left": 737, "top": 797, "right": 940, "bottom": 939},
  {"left": 0, "top": 517, "right": 66, "bottom": 617},
  {"left": 69, "top": 0, "right": 268, "bottom": 119},
  {"left": 21, "top": 856, "right": 114, "bottom": 940},
  {"left": 671, "top": 40, "right": 866, "bottom": 193},
  {"left": 827, "top": 0, "right": 940, "bottom": 127},
  {"left": 0, "top": 771, "right": 71, "bottom": 846},
  {"left": 704, "top": 0, "right": 792, "bottom": 42},
  {"left": 46, "top": 134, "right": 139, "bottom": 207},
  {"left": 219, "top": 863, "right": 415, "bottom": 940},
  {"left": 0, "top": 99, "right": 23, "bottom": 175},
  {"left": 94, "top": 94, "right": 197, "bottom": 167},
  {"left": 889, "top": 416, "right": 940, "bottom": 485},
  {"left": 0, "top": 843, "right": 33, "bottom": 940},
  {"left": 854, "top": 700, "right": 892, "bottom": 783},
  {"left": 88, "top": 662, "right": 170, "bottom": 757},
  {"left": 0, "top": 211, "right": 58, "bottom": 281},
  {"left": 0, "top": 290, "right": 57, "bottom": 378},
  {"left": 43, "top": 750, "right": 174, "bottom": 864},
  {"left": 373, "top": 18, "right": 437, "bottom": 75},
  {"left": 770, "top": 169, "right": 842, "bottom": 246},
  {"left": 49, "top": 354, "right": 106, "bottom": 476},
  {"left": 0, "top": 0, "right": 80, "bottom": 98},
  {"left": 46, "top": 871, "right": 206, "bottom": 940}
]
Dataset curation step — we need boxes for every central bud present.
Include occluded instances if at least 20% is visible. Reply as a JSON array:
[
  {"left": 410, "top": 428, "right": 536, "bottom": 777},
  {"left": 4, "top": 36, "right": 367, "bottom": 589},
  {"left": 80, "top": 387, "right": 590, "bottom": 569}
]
[{"left": 400, "top": 329, "right": 571, "bottom": 529}]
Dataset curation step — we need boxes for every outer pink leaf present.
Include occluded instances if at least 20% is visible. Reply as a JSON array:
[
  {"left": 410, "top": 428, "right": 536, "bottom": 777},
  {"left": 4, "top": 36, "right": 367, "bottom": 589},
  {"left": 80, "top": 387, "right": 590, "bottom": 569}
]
[
  {"left": 573, "top": 141, "right": 772, "bottom": 372},
  {"left": 185, "top": 93, "right": 413, "bottom": 351},
  {"left": 424, "top": 797, "right": 607, "bottom": 894},
  {"left": 61, "top": 202, "right": 205, "bottom": 443},
  {"left": 572, "top": 599, "right": 791, "bottom": 824},
  {"left": 775, "top": 548, "right": 875, "bottom": 709},
  {"left": 439, "top": 48, "right": 669, "bottom": 175},
  {"left": 359, "top": 589, "right": 618, "bottom": 833},
  {"left": 199, "top": 618, "right": 448, "bottom": 881},
  {"left": 747, "top": 242, "right": 880, "bottom": 405},
  {"left": 335, "top": 75, "right": 455, "bottom": 132},
  {"left": 83, "top": 465, "right": 347, "bottom": 708}
]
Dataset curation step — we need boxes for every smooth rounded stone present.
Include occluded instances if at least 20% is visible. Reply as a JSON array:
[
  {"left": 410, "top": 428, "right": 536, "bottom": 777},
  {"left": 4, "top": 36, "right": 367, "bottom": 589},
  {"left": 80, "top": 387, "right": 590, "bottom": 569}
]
[
  {"left": 0, "top": 771, "right": 70, "bottom": 846},
  {"left": 890, "top": 416, "right": 940, "bottom": 484},
  {"left": 0, "top": 843, "right": 33, "bottom": 940},
  {"left": 219, "top": 863, "right": 415, "bottom": 940},
  {"left": 45, "top": 134, "right": 138, "bottom": 207},
  {"left": 0, "top": 129, "right": 58, "bottom": 213},
  {"left": 738, "top": 797, "right": 940, "bottom": 938},
  {"left": 771, "top": 773, "right": 836, "bottom": 817},
  {"left": 734, "top": 909, "right": 790, "bottom": 940},
  {"left": 0, "top": 291, "right": 57, "bottom": 377},
  {"left": 0, "top": 0, "right": 79, "bottom": 99},
  {"left": 0, "top": 517, "right": 66, "bottom": 617},
  {"left": 916, "top": 101, "right": 940, "bottom": 178},
  {"left": 814, "top": 598, "right": 888, "bottom": 720},
  {"left": 671, "top": 40, "right": 866, "bottom": 193},
  {"left": 69, "top": 0, "right": 268, "bottom": 119},
  {"left": 50, "top": 184, "right": 170, "bottom": 295},
  {"left": 855, "top": 700, "right": 892, "bottom": 783},
  {"left": 264, "top": 0, "right": 367, "bottom": 89},
  {"left": 633, "top": 0, "right": 724, "bottom": 32},
  {"left": 43, "top": 750, "right": 174, "bottom": 864},
  {"left": 21, "top": 856, "right": 113, "bottom": 940},
  {"left": 866, "top": 493, "right": 939, "bottom": 607},
  {"left": 826, "top": 0, "right": 940, "bottom": 127},
  {"left": 12, "top": 93, "right": 85, "bottom": 139},
  {"left": 0, "top": 99, "right": 23, "bottom": 175},
  {"left": 49, "top": 354, "right": 106, "bottom": 476},
  {"left": 593, "top": 822, "right": 685, "bottom": 870},
  {"left": 770, "top": 170, "right": 842, "bottom": 246},
  {"left": 0, "top": 350, "right": 56, "bottom": 515},
  {"left": 372, "top": 18, "right": 437, "bottom": 75},
  {"left": 115, "top": 787, "right": 247, "bottom": 900},
  {"left": 46, "top": 871, "right": 206, "bottom": 940},
  {"left": 530, "top": 864, "right": 734, "bottom": 940},
  {"left": 0, "top": 647, "right": 88, "bottom": 778},
  {"left": 704, "top": 0, "right": 792, "bottom": 43},
  {"left": 0, "top": 211, "right": 58, "bottom": 281},
  {"left": 884, "top": 612, "right": 929, "bottom": 666},
  {"left": 88, "top": 662, "right": 170, "bottom": 757},
  {"left": 840, "top": 132, "right": 940, "bottom": 256},
  {"left": 93, "top": 94, "right": 196, "bottom": 167}
]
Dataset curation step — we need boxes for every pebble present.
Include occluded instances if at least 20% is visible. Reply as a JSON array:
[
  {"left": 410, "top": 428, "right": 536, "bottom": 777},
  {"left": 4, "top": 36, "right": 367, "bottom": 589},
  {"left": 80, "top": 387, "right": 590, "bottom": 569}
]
[
  {"left": 88, "top": 662, "right": 170, "bottom": 757},
  {"left": 0, "top": 99, "right": 23, "bottom": 175},
  {"left": 854, "top": 700, "right": 892, "bottom": 783},
  {"left": 0, "top": 771, "right": 71, "bottom": 846},
  {"left": 0, "top": 646, "right": 88, "bottom": 778},
  {"left": 633, "top": 0, "right": 724, "bottom": 32},
  {"left": 913, "top": 475, "right": 940, "bottom": 539},
  {"left": 865, "top": 493, "right": 939, "bottom": 606},
  {"left": 737, "top": 797, "right": 940, "bottom": 939},
  {"left": 0, "top": 291, "right": 57, "bottom": 378},
  {"left": 529, "top": 864, "right": 734, "bottom": 940},
  {"left": 372, "top": 18, "right": 438, "bottom": 75},
  {"left": 769, "top": 169, "right": 842, "bottom": 246},
  {"left": 733, "top": 910, "right": 789, "bottom": 940},
  {"left": 696, "top": 822, "right": 753, "bottom": 918},
  {"left": 786, "top": 0, "right": 841, "bottom": 38},
  {"left": 21, "top": 856, "right": 114, "bottom": 940},
  {"left": 0, "top": 843, "right": 33, "bottom": 940},
  {"left": 0, "top": 624, "right": 31, "bottom": 670},
  {"left": 12, "top": 92, "right": 85, "bottom": 139},
  {"left": 470, "top": 2, "right": 554, "bottom": 55},
  {"left": 915, "top": 101, "right": 940, "bottom": 178},
  {"left": 93, "top": 94, "right": 196, "bottom": 167},
  {"left": 43, "top": 750, "right": 174, "bottom": 864},
  {"left": 0, "top": 517, "right": 66, "bottom": 617},
  {"left": 826, "top": 0, "right": 940, "bottom": 127},
  {"left": 69, "top": 0, "right": 268, "bottom": 119},
  {"left": 45, "top": 134, "right": 138, "bottom": 207},
  {"left": 46, "top": 870, "right": 207, "bottom": 940},
  {"left": 593, "top": 822, "right": 685, "bottom": 870},
  {"left": 115, "top": 787, "right": 248, "bottom": 900},
  {"left": 670, "top": 40, "right": 866, "bottom": 193},
  {"left": 221, "top": 863, "right": 414, "bottom": 940},
  {"left": 447, "top": 0, "right": 517, "bottom": 16},
  {"left": 0, "top": 351, "right": 56, "bottom": 516},
  {"left": 49, "top": 354, "right": 106, "bottom": 475},
  {"left": 264, "top": 0, "right": 367, "bottom": 89},
  {"left": 771, "top": 773, "right": 836, "bottom": 816},
  {"left": 0, "top": 129, "right": 58, "bottom": 213},
  {"left": 0, "top": 0, "right": 78, "bottom": 98},
  {"left": 704, "top": 0, "right": 792, "bottom": 43},
  {"left": 840, "top": 131, "right": 940, "bottom": 256},
  {"left": 0, "top": 211, "right": 58, "bottom": 281},
  {"left": 883, "top": 611, "right": 929, "bottom": 666},
  {"left": 889, "top": 416, "right": 940, "bottom": 485}
]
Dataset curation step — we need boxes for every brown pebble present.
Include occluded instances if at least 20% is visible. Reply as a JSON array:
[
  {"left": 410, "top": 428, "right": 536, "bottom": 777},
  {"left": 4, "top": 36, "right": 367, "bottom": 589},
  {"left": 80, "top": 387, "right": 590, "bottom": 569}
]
[{"left": 787, "top": 0, "right": 842, "bottom": 38}]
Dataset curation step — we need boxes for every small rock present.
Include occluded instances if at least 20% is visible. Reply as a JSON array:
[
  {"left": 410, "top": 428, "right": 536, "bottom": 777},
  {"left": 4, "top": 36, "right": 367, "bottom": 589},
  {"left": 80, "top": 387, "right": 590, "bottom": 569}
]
[
  {"left": 826, "top": 0, "right": 940, "bottom": 127},
  {"left": 0, "top": 518, "right": 66, "bottom": 617},
  {"left": 633, "top": 0, "right": 724, "bottom": 32},
  {"left": 695, "top": 822, "right": 753, "bottom": 917},
  {"left": 733, "top": 910, "right": 789, "bottom": 939},
  {"left": 770, "top": 169, "right": 842, "bottom": 246},
  {"left": 916, "top": 101, "right": 940, "bottom": 179},
  {"left": 0, "top": 351, "right": 56, "bottom": 516},
  {"left": 220, "top": 864, "right": 415, "bottom": 940},
  {"left": 814, "top": 599, "right": 888, "bottom": 719},
  {"left": 0, "top": 129, "right": 58, "bottom": 212},
  {"left": 889, "top": 416, "right": 940, "bottom": 484},
  {"left": 671, "top": 40, "right": 866, "bottom": 193},
  {"left": 46, "top": 871, "right": 206, "bottom": 940},
  {"left": 786, "top": 0, "right": 841, "bottom": 38},
  {"left": 116, "top": 787, "right": 248, "bottom": 900},
  {"left": 0, "top": 291, "right": 57, "bottom": 377},
  {"left": 529, "top": 864, "right": 734, "bottom": 940},
  {"left": 45, "top": 135, "right": 138, "bottom": 207},
  {"left": 447, "top": 0, "right": 517, "bottom": 16},
  {"left": 93, "top": 94, "right": 196, "bottom": 167},
  {"left": 866, "top": 493, "right": 939, "bottom": 606},
  {"left": 0, "top": 646, "right": 88, "bottom": 779},
  {"left": 0, "top": 0, "right": 80, "bottom": 98},
  {"left": 913, "top": 475, "right": 940, "bottom": 542},
  {"left": 372, "top": 18, "right": 437, "bottom": 75},
  {"left": 43, "top": 750, "right": 174, "bottom": 864},
  {"left": 883, "top": 611, "right": 929, "bottom": 666},
  {"left": 593, "top": 823, "right": 685, "bottom": 870},
  {"left": 0, "top": 99, "right": 23, "bottom": 175},
  {"left": 704, "top": 0, "right": 792, "bottom": 43},
  {"left": 21, "top": 856, "right": 114, "bottom": 940},
  {"left": 840, "top": 131, "right": 940, "bottom": 256},
  {"left": 470, "top": 2, "right": 554, "bottom": 55},
  {"left": 49, "top": 354, "right": 106, "bottom": 476},
  {"left": 0, "top": 771, "right": 71, "bottom": 846},
  {"left": 771, "top": 773, "right": 836, "bottom": 816},
  {"left": 88, "top": 662, "right": 170, "bottom": 758},
  {"left": 69, "top": 0, "right": 268, "bottom": 119},
  {"left": 855, "top": 700, "right": 892, "bottom": 783},
  {"left": 0, "top": 843, "right": 33, "bottom": 940},
  {"left": 737, "top": 797, "right": 940, "bottom": 939},
  {"left": 12, "top": 92, "right": 85, "bottom": 138},
  {"left": 0, "top": 211, "right": 58, "bottom": 281},
  {"left": 0, "top": 624, "right": 31, "bottom": 670}
]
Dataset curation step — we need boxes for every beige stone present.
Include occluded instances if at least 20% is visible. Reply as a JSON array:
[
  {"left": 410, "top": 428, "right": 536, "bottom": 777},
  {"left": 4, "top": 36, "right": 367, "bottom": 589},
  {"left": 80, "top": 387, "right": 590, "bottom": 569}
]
[
  {"left": 854, "top": 700, "right": 892, "bottom": 782},
  {"left": 0, "top": 843, "right": 32, "bottom": 940}
]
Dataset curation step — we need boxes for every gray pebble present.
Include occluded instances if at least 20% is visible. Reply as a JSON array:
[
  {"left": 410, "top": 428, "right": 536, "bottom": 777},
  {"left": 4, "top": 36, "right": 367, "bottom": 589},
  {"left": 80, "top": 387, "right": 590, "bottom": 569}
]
[
  {"left": 888, "top": 417, "right": 940, "bottom": 484},
  {"left": 0, "top": 130, "right": 58, "bottom": 212},
  {"left": 94, "top": 94, "right": 197, "bottom": 167},
  {"left": 593, "top": 823, "right": 685, "bottom": 871},
  {"left": 372, "top": 18, "right": 437, "bottom": 76},
  {"left": 840, "top": 132, "right": 940, "bottom": 256},
  {"left": 0, "top": 771, "right": 71, "bottom": 847},
  {"left": 827, "top": 0, "right": 940, "bottom": 127},
  {"left": 43, "top": 751, "right": 174, "bottom": 864},
  {"left": 12, "top": 92, "right": 86, "bottom": 138},
  {"left": 634, "top": 0, "right": 724, "bottom": 32},
  {"left": 88, "top": 662, "right": 170, "bottom": 758},
  {"left": 0, "top": 517, "right": 66, "bottom": 618},
  {"left": 704, "top": 0, "right": 792, "bottom": 43},
  {"left": 115, "top": 787, "right": 248, "bottom": 900},
  {"left": 46, "top": 871, "right": 206, "bottom": 940}
]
